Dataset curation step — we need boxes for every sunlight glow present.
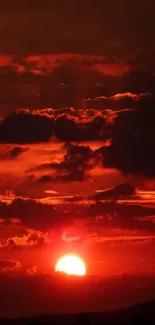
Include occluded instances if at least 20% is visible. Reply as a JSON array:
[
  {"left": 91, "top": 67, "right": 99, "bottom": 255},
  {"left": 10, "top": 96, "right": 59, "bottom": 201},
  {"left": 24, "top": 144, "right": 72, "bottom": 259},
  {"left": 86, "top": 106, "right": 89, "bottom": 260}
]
[{"left": 55, "top": 255, "right": 86, "bottom": 276}]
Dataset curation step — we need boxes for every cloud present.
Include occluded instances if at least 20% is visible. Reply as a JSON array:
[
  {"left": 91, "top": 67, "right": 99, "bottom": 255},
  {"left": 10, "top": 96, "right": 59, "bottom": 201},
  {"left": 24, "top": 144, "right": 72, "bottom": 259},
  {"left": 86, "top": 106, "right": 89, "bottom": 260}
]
[
  {"left": 0, "top": 55, "right": 107, "bottom": 113},
  {"left": 9, "top": 146, "right": 29, "bottom": 158},
  {"left": 26, "top": 266, "right": 40, "bottom": 276},
  {"left": 0, "top": 53, "right": 132, "bottom": 78},
  {"left": 88, "top": 201, "right": 155, "bottom": 219},
  {"left": 86, "top": 201, "right": 155, "bottom": 232},
  {"left": 86, "top": 233, "right": 155, "bottom": 245},
  {"left": 1, "top": 182, "right": 155, "bottom": 236},
  {"left": 0, "top": 259, "right": 22, "bottom": 274},
  {"left": 83, "top": 92, "right": 153, "bottom": 110},
  {"left": 112, "top": 92, "right": 151, "bottom": 101},
  {"left": 101, "top": 104, "right": 155, "bottom": 177},
  {"left": 0, "top": 217, "right": 21, "bottom": 225},
  {"left": 38, "top": 175, "right": 54, "bottom": 183},
  {"left": 91, "top": 183, "right": 137, "bottom": 201},
  {"left": 0, "top": 52, "right": 154, "bottom": 116},
  {"left": 38, "top": 143, "right": 97, "bottom": 182},
  {"left": 0, "top": 198, "right": 72, "bottom": 230},
  {"left": 0, "top": 228, "right": 50, "bottom": 249},
  {"left": 0, "top": 145, "right": 29, "bottom": 159},
  {"left": 0, "top": 110, "right": 54, "bottom": 143},
  {"left": 62, "top": 183, "right": 137, "bottom": 203},
  {"left": 0, "top": 88, "right": 154, "bottom": 146},
  {"left": 0, "top": 109, "right": 113, "bottom": 143},
  {"left": 61, "top": 231, "right": 80, "bottom": 243},
  {"left": 54, "top": 113, "right": 112, "bottom": 141}
]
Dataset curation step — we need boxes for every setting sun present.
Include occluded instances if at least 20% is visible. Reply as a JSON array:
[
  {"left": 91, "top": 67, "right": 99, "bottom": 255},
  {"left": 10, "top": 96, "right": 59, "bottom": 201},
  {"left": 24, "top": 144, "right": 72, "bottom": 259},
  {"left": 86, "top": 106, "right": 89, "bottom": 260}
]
[{"left": 55, "top": 255, "right": 86, "bottom": 276}]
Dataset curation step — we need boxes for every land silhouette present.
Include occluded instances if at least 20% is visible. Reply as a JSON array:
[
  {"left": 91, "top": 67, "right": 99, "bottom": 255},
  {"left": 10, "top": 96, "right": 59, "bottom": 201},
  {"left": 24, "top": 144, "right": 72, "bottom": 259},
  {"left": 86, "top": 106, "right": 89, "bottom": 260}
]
[{"left": 0, "top": 299, "right": 155, "bottom": 324}]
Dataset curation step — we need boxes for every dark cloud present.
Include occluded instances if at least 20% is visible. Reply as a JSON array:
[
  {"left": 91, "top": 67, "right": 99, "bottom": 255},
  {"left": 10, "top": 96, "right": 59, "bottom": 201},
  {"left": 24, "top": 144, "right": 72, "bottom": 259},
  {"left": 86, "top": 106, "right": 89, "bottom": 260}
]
[
  {"left": 5, "top": 195, "right": 155, "bottom": 234},
  {"left": 38, "top": 172, "right": 87, "bottom": 183},
  {"left": 0, "top": 198, "right": 70, "bottom": 230},
  {"left": 9, "top": 146, "right": 28, "bottom": 158},
  {"left": 54, "top": 113, "right": 111, "bottom": 142},
  {"left": 0, "top": 109, "right": 112, "bottom": 143},
  {"left": 62, "top": 183, "right": 137, "bottom": 202},
  {"left": 0, "top": 57, "right": 105, "bottom": 113},
  {"left": 0, "top": 68, "right": 154, "bottom": 143},
  {"left": 91, "top": 183, "right": 137, "bottom": 201},
  {"left": 88, "top": 201, "right": 155, "bottom": 219},
  {"left": 38, "top": 143, "right": 97, "bottom": 182},
  {"left": 38, "top": 175, "right": 54, "bottom": 183},
  {"left": 63, "top": 195, "right": 85, "bottom": 203},
  {"left": 1, "top": 190, "right": 155, "bottom": 244},
  {"left": 0, "top": 146, "right": 29, "bottom": 159},
  {"left": 55, "top": 173, "right": 87, "bottom": 183},
  {"left": 1, "top": 187, "right": 155, "bottom": 235},
  {"left": 0, "top": 54, "right": 154, "bottom": 116},
  {"left": 84, "top": 92, "right": 154, "bottom": 110},
  {"left": 86, "top": 201, "right": 155, "bottom": 232},
  {"left": 0, "top": 110, "right": 54, "bottom": 143},
  {"left": 100, "top": 104, "right": 155, "bottom": 177}
]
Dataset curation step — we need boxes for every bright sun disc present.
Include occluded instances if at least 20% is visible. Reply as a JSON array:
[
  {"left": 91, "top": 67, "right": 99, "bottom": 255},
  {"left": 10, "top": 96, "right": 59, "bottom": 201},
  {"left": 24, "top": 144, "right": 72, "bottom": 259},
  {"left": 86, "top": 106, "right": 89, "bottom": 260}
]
[{"left": 55, "top": 255, "right": 86, "bottom": 276}]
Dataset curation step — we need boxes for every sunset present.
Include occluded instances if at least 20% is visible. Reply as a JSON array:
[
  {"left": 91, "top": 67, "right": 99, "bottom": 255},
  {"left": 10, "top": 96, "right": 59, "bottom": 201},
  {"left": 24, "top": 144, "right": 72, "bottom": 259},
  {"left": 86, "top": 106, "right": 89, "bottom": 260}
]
[
  {"left": 0, "top": 0, "right": 155, "bottom": 324},
  {"left": 55, "top": 255, "right": 86, "bottom": 276}
]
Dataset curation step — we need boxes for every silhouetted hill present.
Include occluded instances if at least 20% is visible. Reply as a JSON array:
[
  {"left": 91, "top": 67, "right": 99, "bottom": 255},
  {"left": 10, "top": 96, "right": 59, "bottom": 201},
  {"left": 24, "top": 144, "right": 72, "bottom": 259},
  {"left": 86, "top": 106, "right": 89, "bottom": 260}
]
[{"left": 1, "top": 299, "right": 155, "bottom": 324}]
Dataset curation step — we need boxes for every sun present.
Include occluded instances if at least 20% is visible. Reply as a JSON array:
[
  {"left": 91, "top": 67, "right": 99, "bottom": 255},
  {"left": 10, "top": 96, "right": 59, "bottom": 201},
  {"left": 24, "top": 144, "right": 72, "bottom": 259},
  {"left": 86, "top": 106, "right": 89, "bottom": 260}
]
[{"left": 55, "top": 255, "right": 86, "bottom": 276}]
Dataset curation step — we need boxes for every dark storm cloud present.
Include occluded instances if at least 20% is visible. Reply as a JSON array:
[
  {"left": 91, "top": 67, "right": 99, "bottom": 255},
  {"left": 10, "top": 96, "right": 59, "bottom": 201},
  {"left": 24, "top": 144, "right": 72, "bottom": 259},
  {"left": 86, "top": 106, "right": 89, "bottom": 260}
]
[
  {"left": 1, "top": 98, "right": 155, "bottom": 178},
  {"left": 99, "top": 103, "right": 155, "bottom": 177},
  {"left": 0, "top": 109, "right": 112, "bottom": 143},
  {"left": 0, "top": 110, "right": 54, "bottom": 143},
  {"left": 0, "top": 90, "right": 153, "bottom": 143},
  {"left": 53, "top": 113, "right": 111, "bottom": 142}
]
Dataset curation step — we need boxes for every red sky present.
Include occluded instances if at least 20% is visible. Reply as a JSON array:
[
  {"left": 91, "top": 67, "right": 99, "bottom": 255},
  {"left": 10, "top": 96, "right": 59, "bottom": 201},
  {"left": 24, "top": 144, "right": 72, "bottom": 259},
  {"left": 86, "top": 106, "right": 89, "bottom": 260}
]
[{"left": 0, "top": 0, "right": 155, "bottom": 318}]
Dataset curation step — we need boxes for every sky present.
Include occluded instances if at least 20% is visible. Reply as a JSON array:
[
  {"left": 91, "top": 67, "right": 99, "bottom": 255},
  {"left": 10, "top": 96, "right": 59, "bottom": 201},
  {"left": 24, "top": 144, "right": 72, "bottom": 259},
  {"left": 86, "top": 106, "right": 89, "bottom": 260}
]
[{"left": 0, "top": 0, "right": 155, "bottom": 318}]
